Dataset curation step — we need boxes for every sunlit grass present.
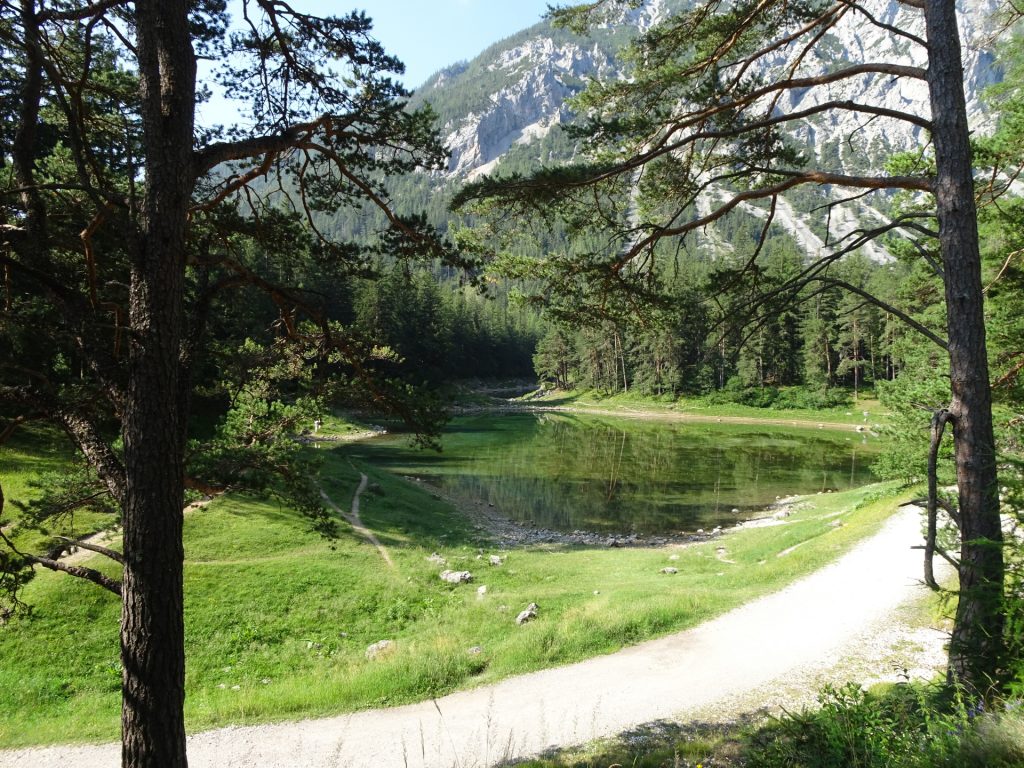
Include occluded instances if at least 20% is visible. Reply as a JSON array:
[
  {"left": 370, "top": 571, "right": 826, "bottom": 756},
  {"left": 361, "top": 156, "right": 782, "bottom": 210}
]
[
  {"left": 534, "top": 388, "right": 888, "bottom": 428},
  {"left": 0, "top": 436, "right": 908, "bottom": 748},
  {"left": 0, "top": 426, "right": 113, "bottom": 554}
]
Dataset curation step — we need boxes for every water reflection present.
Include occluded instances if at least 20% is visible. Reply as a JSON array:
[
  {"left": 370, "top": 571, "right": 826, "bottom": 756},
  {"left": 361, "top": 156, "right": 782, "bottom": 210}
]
[{"left": 357, "top": 413, "right": 880, "bottom": 534}]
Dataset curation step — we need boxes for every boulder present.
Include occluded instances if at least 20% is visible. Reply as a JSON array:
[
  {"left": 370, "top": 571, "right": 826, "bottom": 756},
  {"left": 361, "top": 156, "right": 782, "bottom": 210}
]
[
  {"left": 516, "top": 602, "right": 539, "bottom": 625},
  {"left": 489, "top": 554, "right": 504, "bottom": 566},
  {"left": 427, "top": 552, "right": 447, "bottom": 566},
  {"left": 440, "top": 569, "right": 473, "bottom": 584},
  {"left": 660, "top": 567, "right": 679, "bottom": 575},
  {"left": 365, "top": 639, "right": 395, "bottom": 660}
]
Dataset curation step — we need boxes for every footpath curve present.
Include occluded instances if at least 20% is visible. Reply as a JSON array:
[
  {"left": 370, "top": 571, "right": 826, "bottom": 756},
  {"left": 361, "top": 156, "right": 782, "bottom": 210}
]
[
  {"left": 319, "top": 471, "right": 394, "bottom": 568},
  {"left": 1, "top": 507, "right": 938, "bottom": 768}
]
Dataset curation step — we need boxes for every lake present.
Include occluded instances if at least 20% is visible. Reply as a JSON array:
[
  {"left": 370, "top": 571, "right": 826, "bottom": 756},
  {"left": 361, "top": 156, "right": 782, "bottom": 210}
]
[{"left": 350, "top": 411, "right": 880, "bottom": 534}]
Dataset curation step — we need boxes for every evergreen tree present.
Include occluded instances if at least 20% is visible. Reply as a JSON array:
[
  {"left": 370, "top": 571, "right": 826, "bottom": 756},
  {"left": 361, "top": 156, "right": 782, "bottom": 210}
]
[
  {"left": 534, "top": 326, "right": 575, "bottom": 388},
  {"left": 0, "top": 4, "right": 461, "bottom": 765},
  {"left": 458, "top": 0, "right": 1004, "bottom": 690}
]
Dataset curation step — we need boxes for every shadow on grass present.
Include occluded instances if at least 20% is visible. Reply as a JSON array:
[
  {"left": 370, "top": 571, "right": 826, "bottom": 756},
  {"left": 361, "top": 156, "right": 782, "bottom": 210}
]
[
  {"left": 316, "top": 447, "right": 483, "bottom": 552},
  {"left": 504, "top": 716, "right": 759, "bottom": 767}
]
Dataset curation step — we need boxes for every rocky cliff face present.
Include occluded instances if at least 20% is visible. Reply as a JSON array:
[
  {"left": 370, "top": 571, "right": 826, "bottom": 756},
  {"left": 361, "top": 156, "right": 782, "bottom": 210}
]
[
  {"left": 416, "top": 0, "right": 1000, "bottom": 178},
  {"left": 411, "top": 0, "right": 1002, "bottom": 259}
]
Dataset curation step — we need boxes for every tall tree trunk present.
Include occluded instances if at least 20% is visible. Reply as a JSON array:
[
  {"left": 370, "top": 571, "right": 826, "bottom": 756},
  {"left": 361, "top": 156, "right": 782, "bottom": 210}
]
[
  {"left": 121, "top": 2, "right": 195, "bottom": 766},
  {"left": 924, "top": 0, "right": 1004, "bottom": 693},
  {"left": 824, "top": 334, "right": 832, "bottom": 386}
]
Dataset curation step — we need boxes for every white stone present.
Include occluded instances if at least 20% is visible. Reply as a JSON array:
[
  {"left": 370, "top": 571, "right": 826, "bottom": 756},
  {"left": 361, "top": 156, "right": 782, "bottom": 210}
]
[
  {"left": 365, "top": 640, "right": 395, "bottom": 660},
  {"left": 516, "top": 603, "right": 539, "bottom": 625}
]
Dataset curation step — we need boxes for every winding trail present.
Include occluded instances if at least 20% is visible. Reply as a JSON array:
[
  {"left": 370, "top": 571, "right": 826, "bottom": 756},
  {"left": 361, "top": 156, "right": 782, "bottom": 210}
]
[
  {"left": 0, "top": 506, "right": 944, "bottom": 768},
  {"left": 320, "top": 472, "right": 394, "bottom": 568}
]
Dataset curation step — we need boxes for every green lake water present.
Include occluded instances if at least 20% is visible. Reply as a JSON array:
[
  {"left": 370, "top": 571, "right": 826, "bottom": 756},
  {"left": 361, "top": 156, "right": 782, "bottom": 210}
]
[{"left": 351, "top": 412, "right": 880, "bottom": 534}]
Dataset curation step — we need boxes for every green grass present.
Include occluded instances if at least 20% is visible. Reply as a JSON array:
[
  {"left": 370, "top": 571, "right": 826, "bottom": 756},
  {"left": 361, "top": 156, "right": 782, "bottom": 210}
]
[
  {"left": 532, "top": 388, "right": 888, "bottom": 428},
  {"left": 514, "top": 691, "right": 1024, "bottom": 768},
  {"left": 0, "top": 425, "right": 114, "bottom": 553},
  {"left": 0, "top": 431, "right": 910, "bottom": 748},
  {"left": 1, "top": 425, "right": 74, "bottom": 512},
  {"left": 511, "top": 720, "right": 744, "bottom": 767}
]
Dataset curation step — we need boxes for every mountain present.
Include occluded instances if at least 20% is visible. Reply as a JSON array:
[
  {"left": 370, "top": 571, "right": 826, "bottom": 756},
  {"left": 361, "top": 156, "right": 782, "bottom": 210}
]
[
  {"left": 416, "top": 0, "right": 999, "bottom": 181},
  {"left": 399, "top": 0, "right": 1002, "bottom": 261},
  {"left": 410, "top": 1, "right": 675, "bottom": 180}
]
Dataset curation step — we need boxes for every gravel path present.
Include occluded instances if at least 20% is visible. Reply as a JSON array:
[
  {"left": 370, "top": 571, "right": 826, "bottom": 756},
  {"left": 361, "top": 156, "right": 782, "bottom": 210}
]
[{"left": 0, "top": 506, "right": 943, "bottom": 768}]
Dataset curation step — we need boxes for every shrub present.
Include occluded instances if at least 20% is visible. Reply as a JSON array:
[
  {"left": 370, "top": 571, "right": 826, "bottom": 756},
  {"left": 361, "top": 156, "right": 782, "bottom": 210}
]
[
  {"left": 702, "top": 385, "right": 852, "bottom": 411},
  {"left": 746, "top": 682, "right": 970, "bottom": 768}
]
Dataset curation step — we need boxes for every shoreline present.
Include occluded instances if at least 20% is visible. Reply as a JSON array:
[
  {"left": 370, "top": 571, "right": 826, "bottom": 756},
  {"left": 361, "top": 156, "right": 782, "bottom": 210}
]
[
  {"left": 360, "top": 403, "right": 877, "bottom": 548},
  {"left": 396, "top": 471, "right": 820, "bottom": 550},
  {"left": 451, "top": 400, "right": 877, "bottom": 433},
  {"left": 0, "top": 504, "right": 938, "bottom": 768}
]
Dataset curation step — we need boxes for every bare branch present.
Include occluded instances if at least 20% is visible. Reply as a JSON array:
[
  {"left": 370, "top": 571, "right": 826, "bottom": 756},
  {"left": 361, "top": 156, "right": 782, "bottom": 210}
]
[
  {"left": 193, "top": 116, "right": 328, "bottom": 175},
  {"left": 54, "top": 535, "right": 123, "bottom": 565},
  {"left": 39, "top": 0, "right": 128, "bottom": 22},
  {"left": 811, "top": 277, "right": 948, "bottom": 349},
  {"left": 56, "top": 410, "right": 127, "bottom": 508},
  {"left": 0, "top": 528, "right": 122, "bottom": 597},
  {"left": 621, "top": 171, "right": 932, "bottom": 264},
  {"left": 841, "top": 0, "right": 928, "bottom": 47},
  {"left": 27, "top": 554, "right": 122, "bottom": 595}
]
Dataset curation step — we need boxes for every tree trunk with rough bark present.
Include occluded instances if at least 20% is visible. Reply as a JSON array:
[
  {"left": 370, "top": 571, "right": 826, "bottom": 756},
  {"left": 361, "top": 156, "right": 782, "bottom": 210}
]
[
  {"left": 924, "top": 0, "right": 1004, "bottom": 693},
  {"left": 120, "top": 2, "right": 195, "bottom": 766}
]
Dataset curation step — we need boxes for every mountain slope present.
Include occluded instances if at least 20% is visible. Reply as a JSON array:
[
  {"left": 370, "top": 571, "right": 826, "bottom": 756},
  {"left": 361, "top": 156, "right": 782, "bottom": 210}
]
[{"left": 399, "top": 0, "right": 1002, "bottom": 262}]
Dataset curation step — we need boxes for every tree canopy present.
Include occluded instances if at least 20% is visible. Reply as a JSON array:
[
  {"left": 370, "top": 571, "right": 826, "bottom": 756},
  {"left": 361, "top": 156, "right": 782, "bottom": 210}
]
[
  {"left": 0, "top": 2, "right": 467, "bottom": 765},
  {"left": 457, "top": 0, "right": 1010, "bottom": 692}
]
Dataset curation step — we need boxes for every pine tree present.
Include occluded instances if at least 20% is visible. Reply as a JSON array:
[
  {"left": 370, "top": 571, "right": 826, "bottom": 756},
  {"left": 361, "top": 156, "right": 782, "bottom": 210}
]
[{"left": 457, "top": 0, "right": 1004, "bottom": 690}]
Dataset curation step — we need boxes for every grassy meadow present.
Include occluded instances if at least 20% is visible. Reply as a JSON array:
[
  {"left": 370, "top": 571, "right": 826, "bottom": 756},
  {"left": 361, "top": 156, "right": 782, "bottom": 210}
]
[
  {"left": 0, "top": 416, "right": 910, "bottom": 748},
  {"left": 525, "top": 388, "right": 888, "bottom": 428}
]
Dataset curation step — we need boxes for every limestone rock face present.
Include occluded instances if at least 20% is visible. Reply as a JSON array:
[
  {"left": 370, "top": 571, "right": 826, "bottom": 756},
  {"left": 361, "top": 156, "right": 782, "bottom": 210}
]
[{"left": 411, "top": 0, "right": 1000, "bottom": 261}]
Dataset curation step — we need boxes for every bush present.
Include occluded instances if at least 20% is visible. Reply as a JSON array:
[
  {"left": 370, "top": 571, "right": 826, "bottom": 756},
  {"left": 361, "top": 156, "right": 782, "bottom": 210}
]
[
  {"left": 701, "top": 385, "right": 852, "bottom": 411},
  {"left": 746, "top": 682, "right": 977, "bottom": 768}
]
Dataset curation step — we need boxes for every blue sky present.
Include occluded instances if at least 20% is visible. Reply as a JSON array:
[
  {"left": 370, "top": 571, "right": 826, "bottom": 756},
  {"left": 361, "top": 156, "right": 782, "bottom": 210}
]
[
  {"left": 198, "top": 1, "right": 554, "bottom": 127},
  {"left": 357, "top": 1, "right": 556, "bottom": 88}
]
